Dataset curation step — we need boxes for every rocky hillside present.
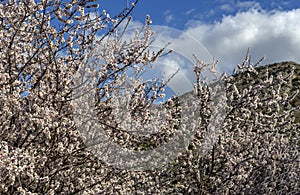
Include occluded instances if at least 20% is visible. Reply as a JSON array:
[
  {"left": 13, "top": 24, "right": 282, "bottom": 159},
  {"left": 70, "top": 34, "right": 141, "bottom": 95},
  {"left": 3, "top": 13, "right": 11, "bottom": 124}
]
[
  {"left": 233, "top": 61, "right": 299, "bottom": 123},
  {"left": 260, "top": 61, "right": 299, "bottom": 123}
]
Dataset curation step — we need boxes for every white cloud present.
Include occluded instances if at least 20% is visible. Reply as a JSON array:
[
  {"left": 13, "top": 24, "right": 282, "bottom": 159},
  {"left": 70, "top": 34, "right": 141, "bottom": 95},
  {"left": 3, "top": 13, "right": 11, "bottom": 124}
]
[
  {"left": 220, "top": 4, "right": 234, "bottom": 12},
  {"left": 97, "top": 7, "right": 300, "bottom": 94},
  {"left": 144, "top": 25, "right": 215, "bottom": 93},
  {"left": 113, "top": 25, "right": 214, "bottom": 94},
  {"left": 219, "top": 1, "right": 261, "bottom": 12},
  {"left": 163, "top": 10, "right": 174, "bottom": 24},
  {"left": 183, "top": 8, "right": 300, "bottom": 73},
  {"left": 186, "top": 8, "right": 196, "bottom": 15},
  {"left": 160, "top": 58, "right": 193, "bottom": 94},
  {"left": 165, "top": 14, "right": 174, "bottom": 23},
  {"left": 237, "top": 1, "right": 262, "bottom": 11}
]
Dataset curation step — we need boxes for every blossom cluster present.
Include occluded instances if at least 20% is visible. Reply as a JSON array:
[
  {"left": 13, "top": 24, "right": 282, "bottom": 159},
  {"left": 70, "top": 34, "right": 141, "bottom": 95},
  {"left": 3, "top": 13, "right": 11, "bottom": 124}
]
[{"left": 0, "top": 0, "right": 299, "bottom": 194}]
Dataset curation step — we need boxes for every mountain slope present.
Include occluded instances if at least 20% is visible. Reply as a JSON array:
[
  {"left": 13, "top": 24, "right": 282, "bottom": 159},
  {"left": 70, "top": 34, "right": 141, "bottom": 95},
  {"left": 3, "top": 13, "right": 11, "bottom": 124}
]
[{"left": 242, "top": 61, "right": 299, "bottom": 123}]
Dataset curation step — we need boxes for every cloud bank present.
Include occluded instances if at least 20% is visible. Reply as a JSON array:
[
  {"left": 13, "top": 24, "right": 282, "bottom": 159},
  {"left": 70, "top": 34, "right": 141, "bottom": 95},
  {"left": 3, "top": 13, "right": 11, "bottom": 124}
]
[
  {"left": 105, "top": 7, "right": 300, "bottom": 94},
  {"left": 184, "top": 8, "right": 300, "bottom": 73}
]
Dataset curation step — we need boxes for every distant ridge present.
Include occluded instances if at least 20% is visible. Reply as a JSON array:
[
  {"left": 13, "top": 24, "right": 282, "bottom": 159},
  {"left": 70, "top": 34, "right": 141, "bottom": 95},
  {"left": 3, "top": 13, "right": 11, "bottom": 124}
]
[
  {"left": 232, "top": 61, "right": 299, "bottom": 123},
  {"left": 177, "top": 61, "right": 299, "bottom": 123}
]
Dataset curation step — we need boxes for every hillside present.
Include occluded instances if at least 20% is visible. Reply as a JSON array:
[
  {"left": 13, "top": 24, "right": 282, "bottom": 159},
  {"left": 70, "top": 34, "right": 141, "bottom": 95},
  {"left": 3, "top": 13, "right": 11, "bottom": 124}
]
[
  {"left": 233, "top": 61, "right": 299, "bottom": 123},
  {"left": 179, "top": 61, "right": 299, "bottom": 123},
  {"left": 260, "top": 61, "right": 299, "bottom": 123}
]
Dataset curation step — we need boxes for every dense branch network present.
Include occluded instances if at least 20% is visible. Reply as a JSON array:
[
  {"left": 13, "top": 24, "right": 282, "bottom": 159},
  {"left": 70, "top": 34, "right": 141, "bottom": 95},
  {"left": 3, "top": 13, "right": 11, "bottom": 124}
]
[{"left": 0, "top": 0, "right": 299, "bottom": 194}]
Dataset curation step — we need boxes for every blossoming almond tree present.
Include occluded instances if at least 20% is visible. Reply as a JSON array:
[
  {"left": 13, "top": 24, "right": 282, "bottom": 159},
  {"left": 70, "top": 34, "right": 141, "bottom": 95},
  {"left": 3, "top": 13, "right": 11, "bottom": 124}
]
[
  {"left": 195, "top": 53, "right": 300, "bottom": 194},
  {"left": 0, "top": 0, "right": 299, "bottom": 194},
  {"left": 0, "top": 0, "right": 159, "bottom": 193}
]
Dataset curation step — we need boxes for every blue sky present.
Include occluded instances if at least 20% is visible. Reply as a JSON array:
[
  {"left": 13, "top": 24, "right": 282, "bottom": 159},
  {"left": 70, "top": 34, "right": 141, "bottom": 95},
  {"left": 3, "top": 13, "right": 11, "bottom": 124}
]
[
  {"left": 101, "top": 0, "right": 300, "bottom": 63},
  {"left": 99, "top": 0, "right": 300, "bottom": 94},
  {"left": 101, "top": 0, "right": 299, "bottom": 28}
]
